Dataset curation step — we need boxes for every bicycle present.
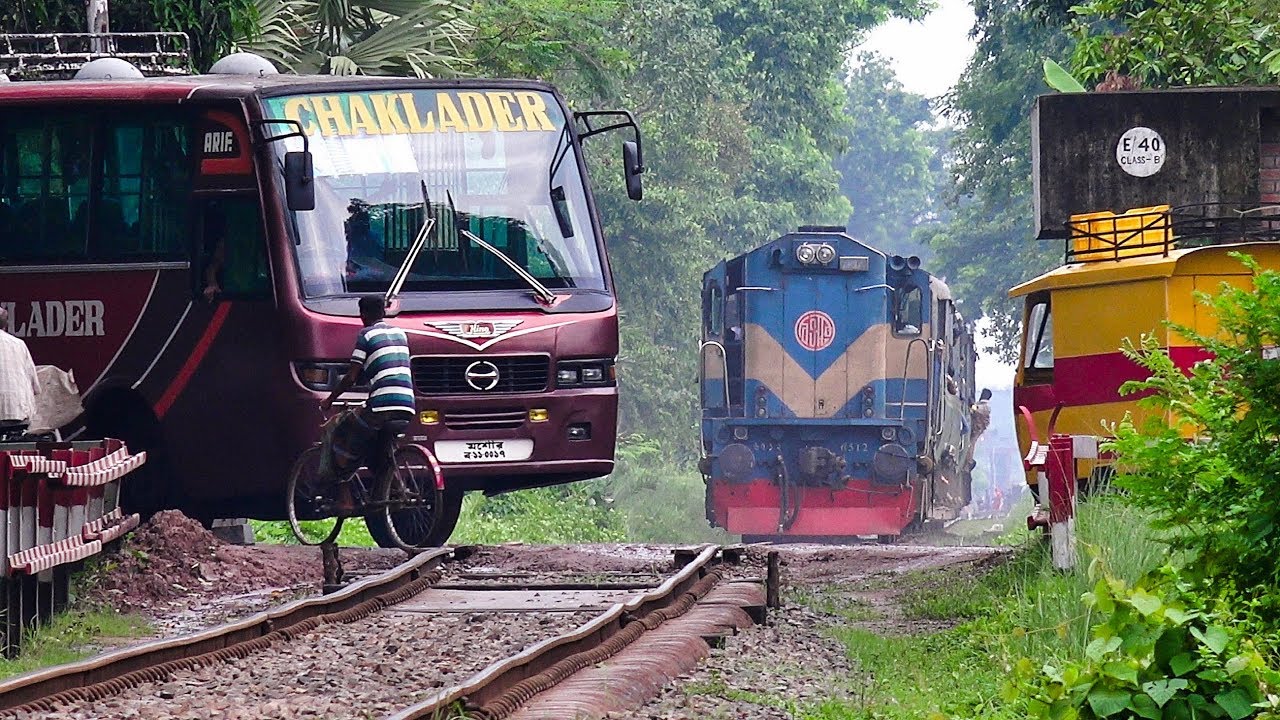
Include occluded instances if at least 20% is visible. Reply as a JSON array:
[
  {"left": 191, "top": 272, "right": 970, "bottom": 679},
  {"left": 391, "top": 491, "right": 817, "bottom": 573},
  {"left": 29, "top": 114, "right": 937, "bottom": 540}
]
[{"left": 286, "top": 408, "right": 447, "bottom": 551}]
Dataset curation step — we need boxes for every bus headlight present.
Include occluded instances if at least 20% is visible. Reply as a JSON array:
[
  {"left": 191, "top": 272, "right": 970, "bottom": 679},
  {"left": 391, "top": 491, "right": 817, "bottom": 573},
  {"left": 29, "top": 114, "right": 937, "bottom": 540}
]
[
  {"left": 555, "top": 359, "right": 617, "bottom": 388},
  {"left": 294, "top": 361, "right": 351, "bottom": 391}
]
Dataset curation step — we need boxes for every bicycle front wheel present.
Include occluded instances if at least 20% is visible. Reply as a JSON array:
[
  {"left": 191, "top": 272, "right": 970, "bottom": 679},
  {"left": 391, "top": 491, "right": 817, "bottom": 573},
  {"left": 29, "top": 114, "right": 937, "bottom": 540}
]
[
  {"left": 286, "top": 446, "right": 345, "bottom": 546},
  {"left": 371, "top": 444, "right": 446, "bottom": 550}
]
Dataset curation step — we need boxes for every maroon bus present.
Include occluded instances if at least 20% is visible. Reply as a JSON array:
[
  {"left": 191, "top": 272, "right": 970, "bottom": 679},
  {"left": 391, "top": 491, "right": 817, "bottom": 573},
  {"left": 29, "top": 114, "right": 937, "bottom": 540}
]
[{"left": 0, "top": 53, "right": 643, "bottom": 546}]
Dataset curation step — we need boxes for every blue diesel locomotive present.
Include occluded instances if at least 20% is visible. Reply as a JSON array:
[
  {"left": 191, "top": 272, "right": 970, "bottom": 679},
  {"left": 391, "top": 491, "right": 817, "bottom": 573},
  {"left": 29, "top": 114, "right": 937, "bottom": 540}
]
[{"left": 699, "top": 226, "right": 980, "bottom": 539}]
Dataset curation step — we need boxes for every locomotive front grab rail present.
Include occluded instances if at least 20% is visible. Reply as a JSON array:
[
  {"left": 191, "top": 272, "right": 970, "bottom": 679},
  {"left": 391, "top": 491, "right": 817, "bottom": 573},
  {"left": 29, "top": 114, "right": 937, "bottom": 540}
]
[
  {"left": 896, "top": 337, "right": 929, "bottom": 420},
  {"left": 699, "top": 341, "right": 731, "bottom": 455}
]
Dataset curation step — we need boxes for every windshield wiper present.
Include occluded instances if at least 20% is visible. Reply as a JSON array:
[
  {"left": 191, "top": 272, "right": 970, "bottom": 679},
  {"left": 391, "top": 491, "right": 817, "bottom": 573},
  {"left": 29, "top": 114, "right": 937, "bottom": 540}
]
[
  {"left": 383, "top": 214, "right": 436, "bottom": 314},
  {"left": 458, "top": 228, "right": 561, "bottom": 307}
]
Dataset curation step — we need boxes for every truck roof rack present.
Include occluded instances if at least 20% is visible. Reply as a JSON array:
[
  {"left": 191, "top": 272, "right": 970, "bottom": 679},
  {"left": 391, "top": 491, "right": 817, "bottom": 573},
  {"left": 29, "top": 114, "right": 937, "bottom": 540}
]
[
  {"left": 1064, "top": 203, "right": 1280, "bottom": 264},
  {"left": 0, "top": 32, "right": 191, "bottom": 80}
]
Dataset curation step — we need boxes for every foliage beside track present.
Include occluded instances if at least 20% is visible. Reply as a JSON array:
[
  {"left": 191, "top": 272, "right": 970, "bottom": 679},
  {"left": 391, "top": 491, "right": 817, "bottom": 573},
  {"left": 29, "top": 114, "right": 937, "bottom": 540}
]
[
  {"left": 793, "top": 260, "right": 1280, "bottom": 719},
  {"left": 747, "top": 498, "right": 1162, "bottom": 719},
  {"left": 1008, "top": 259, "right": 1280, "bottom": 718},
  {"left": 0, "top": 608, "right": 149, "bottom": 680}
]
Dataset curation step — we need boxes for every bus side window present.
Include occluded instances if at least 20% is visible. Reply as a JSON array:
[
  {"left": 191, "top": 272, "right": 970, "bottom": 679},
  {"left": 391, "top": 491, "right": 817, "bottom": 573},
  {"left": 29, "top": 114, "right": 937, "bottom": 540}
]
[
  {"left": 201, "top": 197, "right": 270, "bottom": 299},
  {"left": 98, "top": 118, "right": 191, "bottom": 258},
  {"left": 0, "top": 117, "right": 92, "bottom": 260}
]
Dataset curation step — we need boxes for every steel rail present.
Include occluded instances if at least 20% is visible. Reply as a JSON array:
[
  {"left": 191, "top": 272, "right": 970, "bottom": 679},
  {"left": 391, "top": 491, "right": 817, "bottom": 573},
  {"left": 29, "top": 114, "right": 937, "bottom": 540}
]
[
  {"left": 0, "top": 547, "right": 453, "bottom": 714},
  {"left": 387, "top": 544, "right": 724, "bottom": 720}
]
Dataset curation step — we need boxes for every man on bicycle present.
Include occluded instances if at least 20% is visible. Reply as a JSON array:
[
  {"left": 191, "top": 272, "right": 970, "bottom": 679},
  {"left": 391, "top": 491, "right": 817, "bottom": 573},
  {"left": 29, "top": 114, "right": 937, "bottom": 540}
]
[{"left": 319, "top": 296, "right": 416, "bottom": 511}]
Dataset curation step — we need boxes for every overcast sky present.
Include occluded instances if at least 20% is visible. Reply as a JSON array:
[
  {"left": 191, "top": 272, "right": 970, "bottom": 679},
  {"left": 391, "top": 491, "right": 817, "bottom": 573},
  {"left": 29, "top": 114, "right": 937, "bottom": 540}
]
[
  {"left": 860, "top": 0, "right": 977, "bottom": 99},
  {"left": 860, "top": 0, "right": 1016, "bottom": 389}
]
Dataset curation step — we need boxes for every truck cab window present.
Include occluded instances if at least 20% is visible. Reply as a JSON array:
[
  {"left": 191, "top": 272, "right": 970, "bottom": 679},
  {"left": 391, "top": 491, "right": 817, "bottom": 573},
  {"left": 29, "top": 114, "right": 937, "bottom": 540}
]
[{"left": 1023, "top": 299, "right": 1054, "bottom": 370}]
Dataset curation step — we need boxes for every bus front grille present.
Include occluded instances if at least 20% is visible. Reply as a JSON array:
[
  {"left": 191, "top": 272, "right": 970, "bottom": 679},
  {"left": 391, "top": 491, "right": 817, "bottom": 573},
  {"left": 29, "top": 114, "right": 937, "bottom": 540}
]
[
  {"left": 443, "top": 409, "right": 526, "bottom": 430},
  {"left": 411, "top": 355, "right": 550, "bottom": 395}
]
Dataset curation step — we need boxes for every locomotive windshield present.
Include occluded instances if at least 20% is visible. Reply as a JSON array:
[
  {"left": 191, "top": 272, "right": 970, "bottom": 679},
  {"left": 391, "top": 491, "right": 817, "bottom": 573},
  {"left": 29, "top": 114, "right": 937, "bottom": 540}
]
[{"left": 263, "top": 89, "right": 605, "bottom": 297}]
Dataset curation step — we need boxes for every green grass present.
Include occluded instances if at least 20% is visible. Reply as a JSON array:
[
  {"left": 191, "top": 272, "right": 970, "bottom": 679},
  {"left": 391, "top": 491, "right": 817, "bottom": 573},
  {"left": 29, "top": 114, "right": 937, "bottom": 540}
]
[
  {"left": 793, "top": 587, "right": 882, "bottom": 623},
  {"left": 253, "top": 439, "right": 727, "bottom": 546},
  {"left": 601, "top": 464, "right": 731, "bottom": 543},
  {"left": 251, "top": 518, "right": 377, "bottom": 547},
  {"left": 451, "top": 481, "right": 627, "bottom": 544},
  {"left": 797, "top": 496, "right": 1168, "bottom": 719},
  {"left": 0, "top": 608, "right": 150, "bottom": 679}
]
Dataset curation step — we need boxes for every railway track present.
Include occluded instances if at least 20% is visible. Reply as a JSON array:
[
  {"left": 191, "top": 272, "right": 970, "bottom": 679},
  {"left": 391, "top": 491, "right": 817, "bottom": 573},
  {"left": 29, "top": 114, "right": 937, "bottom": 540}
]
[{"left": 0, "top": 545, "right": 767, "bottom": 719}]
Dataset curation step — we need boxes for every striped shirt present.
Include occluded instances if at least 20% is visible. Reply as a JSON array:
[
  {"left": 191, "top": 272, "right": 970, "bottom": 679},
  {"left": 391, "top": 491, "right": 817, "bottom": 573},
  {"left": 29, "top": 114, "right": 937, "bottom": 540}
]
[{"left": 351, "top": 322, "right": 416, "bottom": 416}]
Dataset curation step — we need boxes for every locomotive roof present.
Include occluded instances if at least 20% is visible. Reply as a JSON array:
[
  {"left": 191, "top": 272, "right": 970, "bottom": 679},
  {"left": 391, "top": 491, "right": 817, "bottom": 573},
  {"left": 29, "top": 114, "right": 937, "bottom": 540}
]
[
  {"left": 0, "top": 75, "right": 559, "bottom": 105},
  {"left": 1008, "top": 241, "right": 1280, "bottom": 297}
]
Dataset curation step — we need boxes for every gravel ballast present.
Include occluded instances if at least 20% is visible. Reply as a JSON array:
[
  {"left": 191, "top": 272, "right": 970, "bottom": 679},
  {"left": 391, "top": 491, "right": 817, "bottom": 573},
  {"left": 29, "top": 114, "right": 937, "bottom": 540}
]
[{"left": 32, "top": 610, "right": 595, "bottom": 720}]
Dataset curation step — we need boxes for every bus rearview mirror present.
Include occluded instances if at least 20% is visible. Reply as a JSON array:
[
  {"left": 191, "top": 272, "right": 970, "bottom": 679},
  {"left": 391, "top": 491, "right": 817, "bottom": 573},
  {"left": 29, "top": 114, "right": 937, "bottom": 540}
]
[
  {"left": 284, "top": 151, "right": 315, "bottom": 212},
  {"left": 623, "top": 141, "right": 643, "bottom": 202}
]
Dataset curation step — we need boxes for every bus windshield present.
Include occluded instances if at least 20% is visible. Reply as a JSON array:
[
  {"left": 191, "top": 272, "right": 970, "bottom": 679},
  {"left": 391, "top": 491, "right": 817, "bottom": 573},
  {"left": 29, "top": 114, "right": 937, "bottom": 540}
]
[{"left": 262, "top": 89, "right": 605, "bottom": 298}]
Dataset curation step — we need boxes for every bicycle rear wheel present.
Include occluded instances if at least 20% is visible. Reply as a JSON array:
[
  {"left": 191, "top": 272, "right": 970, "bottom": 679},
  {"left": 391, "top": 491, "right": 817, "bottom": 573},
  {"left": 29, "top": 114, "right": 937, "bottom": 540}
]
[
  {"left": 370, "top": 444, "right": 447, "bottom": 550},
  {"left": 286, "top": 446, "right": 345, "bottom": 546}
]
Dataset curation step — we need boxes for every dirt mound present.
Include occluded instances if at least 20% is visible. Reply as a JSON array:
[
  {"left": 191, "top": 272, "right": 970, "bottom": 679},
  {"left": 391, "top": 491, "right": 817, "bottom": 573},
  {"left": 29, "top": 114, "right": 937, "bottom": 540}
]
[{"left": 87, "top": 511, "right": 316, "bottom": 612}]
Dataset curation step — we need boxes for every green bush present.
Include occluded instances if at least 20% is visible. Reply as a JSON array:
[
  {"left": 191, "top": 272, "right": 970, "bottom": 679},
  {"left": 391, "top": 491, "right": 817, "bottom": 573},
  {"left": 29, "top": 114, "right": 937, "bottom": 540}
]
[
  {"left": 1018, "top": 567, "right": 1280, "bottom": 720},
  {"left": 1110, "top": 253, "right": 1280, "bottom": 604},
  {"left": 250, "top": 518, "right": 376, "bottom": 547},
  {"left": 1015, "top": 254, "right": 1280, "bottom": 718}
]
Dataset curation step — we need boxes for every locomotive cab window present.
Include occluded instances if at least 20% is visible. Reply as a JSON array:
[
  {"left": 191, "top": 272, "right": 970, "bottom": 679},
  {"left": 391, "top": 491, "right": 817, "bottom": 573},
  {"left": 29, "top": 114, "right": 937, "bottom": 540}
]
[
  {"left": 704, "top": 282, "right": 724, "bottom": 337},
  {"left": 893, "top": 284, "right": 923, "bottom": 336},
  {"left": 1023, "top": 296, "right": 1055, "bottom": 373}
]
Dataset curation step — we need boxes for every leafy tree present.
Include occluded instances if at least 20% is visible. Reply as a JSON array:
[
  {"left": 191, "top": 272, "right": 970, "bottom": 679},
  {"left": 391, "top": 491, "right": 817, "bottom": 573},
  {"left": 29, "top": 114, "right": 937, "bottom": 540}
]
[
  {"left": 467, "top": 0, "right": 629, "bottom": 99},
  {"left": 919, "top": 0, "right": 1068, "bottom": 360},
  {"left": 707, "top": 0, "right": 927, "bottom": 154},
  {"left": 1, "top": 1, "right": 88, "bottom": 34},
  {"left": 589, "top": 0, "right": 941, "bottom": 454},
  {"left": 1069, "top": 0, "right": 1280, "bottom": 87},
  {"left": 835, "top": 52, "right": 937, "bottom": 258},
  {"left": 235, "top": 0, "right": 474, "bottom": 76}
]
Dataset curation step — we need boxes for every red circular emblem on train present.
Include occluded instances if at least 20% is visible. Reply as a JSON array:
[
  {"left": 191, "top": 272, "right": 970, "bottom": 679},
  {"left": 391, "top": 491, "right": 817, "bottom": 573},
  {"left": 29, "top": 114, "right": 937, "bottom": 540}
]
[{"left": 794, "top": 311, "right": 836, "bottom": 351}]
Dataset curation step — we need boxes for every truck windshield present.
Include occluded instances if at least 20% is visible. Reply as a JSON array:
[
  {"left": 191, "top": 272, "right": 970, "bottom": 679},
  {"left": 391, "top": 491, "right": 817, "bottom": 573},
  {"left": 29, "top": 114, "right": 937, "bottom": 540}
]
[{"left": 262, "top": 89, "right": 605, "bottom": 297}]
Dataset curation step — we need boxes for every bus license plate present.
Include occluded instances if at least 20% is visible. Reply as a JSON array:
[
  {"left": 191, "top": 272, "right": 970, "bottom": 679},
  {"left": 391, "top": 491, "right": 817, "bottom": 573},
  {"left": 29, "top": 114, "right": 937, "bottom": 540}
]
[{"left": 434, "top": 439, "right": 533, "bottom": 463}]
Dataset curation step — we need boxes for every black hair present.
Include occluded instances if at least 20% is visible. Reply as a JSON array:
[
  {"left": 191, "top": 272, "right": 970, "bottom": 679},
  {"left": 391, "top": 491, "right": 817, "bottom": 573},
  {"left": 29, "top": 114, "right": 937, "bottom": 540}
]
[
  {"left": 980, "top": 388, "right": 992, "bottom": 401},
  {"left": 358, "top": 295, "right": 386, "bottom": 321}
]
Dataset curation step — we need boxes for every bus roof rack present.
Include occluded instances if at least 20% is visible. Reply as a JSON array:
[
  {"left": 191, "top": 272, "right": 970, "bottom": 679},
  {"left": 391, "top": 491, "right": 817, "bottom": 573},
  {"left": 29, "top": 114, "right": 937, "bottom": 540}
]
[
  {"left": 1064, "top": 203, "right": 1280, "bottom": 264},
  {"left": 0, "top": 33, "right": 191, "bottom": 80}
]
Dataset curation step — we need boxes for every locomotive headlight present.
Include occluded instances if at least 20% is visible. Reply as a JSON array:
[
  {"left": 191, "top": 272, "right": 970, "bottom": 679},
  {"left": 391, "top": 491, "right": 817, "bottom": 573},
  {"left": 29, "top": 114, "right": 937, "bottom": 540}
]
[
  {"left": 815, "top": 243, "right": 836, "bottom": 264},
  {"left": 795, "top": 244, "right": 817, "bottom": 264}
]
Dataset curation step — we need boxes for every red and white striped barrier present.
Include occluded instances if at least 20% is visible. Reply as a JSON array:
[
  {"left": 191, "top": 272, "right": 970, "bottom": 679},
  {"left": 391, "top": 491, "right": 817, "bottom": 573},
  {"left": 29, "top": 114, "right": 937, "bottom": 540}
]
[
  {"left": 0, "top": 438, "right": 145, "bottom": 655},
  {"left": 8, "top": 535, "right": 103, "bottom": 575}
]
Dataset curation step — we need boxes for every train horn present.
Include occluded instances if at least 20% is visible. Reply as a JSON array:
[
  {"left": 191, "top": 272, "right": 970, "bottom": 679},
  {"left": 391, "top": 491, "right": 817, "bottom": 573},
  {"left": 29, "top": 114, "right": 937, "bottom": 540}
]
[
  {"left": 906, "top": 256, "right": 921, "bottom": 270},
  {"left": 889, "top": 255, "right": 907, "bottom": 271}
]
